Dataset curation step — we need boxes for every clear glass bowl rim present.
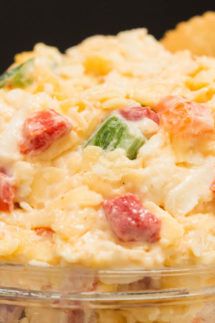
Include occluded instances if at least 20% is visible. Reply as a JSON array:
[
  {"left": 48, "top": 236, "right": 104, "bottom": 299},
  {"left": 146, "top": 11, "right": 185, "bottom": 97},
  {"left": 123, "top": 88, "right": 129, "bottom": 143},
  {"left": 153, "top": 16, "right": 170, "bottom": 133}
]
[{"left": 0, "top": 264, "right": 214, "bottom": 306}]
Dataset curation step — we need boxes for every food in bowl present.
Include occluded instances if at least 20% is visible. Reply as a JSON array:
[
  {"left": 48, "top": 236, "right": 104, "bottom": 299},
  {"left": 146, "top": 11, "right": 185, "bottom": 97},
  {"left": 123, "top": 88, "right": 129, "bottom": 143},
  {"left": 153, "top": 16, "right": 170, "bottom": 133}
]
[
  {"left": 0, "top": 24, "right": 214, "bottom": 322},
  {"left": 162, "top": 11, "right": 215, "bottom": 56}
]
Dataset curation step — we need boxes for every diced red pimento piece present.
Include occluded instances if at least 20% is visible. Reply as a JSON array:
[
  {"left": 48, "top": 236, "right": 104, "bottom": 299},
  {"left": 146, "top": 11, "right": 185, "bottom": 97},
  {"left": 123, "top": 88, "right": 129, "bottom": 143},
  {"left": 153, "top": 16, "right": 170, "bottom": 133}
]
[
  {"left": 156, "top": 96, "right": 214, "bottom": 137},
  {"left": 19, "top": 109, "right": 72, "bottom": 155},
  {"left": 68, "top": 310, "right": 84, "bottom": 323},
  {"left": 119, "top": 106, "right": 159, "bottom": 124},
  {"left": 103, "top": 193, "right": 161, "bottom": 243},
  {"left": 0, "top": 172, "right": 15, "bottom": 212},
  {"left": 34, "top": 227, "right": 54, "bottom": 238},
  {"left": 0, "top": 167, "right": 7, "bottom": 174}
]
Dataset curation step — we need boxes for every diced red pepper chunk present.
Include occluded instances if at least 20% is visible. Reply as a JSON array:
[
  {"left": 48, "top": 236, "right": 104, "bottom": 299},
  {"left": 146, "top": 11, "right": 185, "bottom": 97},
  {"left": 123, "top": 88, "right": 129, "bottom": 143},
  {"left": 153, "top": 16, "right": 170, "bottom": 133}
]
[
  {"left": 156, "top": 96, "right": 214, "bottom": 137},
  {"left": 68, "top": 310, "right": 84, "bottom": 323},
  {"left": 34, "top": 227, "right": 54, "bottom": 238},
  {"left": 119, "top": 106, "right": 159, "bottom": 124},
  {"left": 103, "top": 194, "right": 161, "bottom": 243},
  {"left": 19, "top": 109, "right": 72, "bottom": 155},
  {"left": 0, "top": 172, "right": 15, "bottom": 212}
]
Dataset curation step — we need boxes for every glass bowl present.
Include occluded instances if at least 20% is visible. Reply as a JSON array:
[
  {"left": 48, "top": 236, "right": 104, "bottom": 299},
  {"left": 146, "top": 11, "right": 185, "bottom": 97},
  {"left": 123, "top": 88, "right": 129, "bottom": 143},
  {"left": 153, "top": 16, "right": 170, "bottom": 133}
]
[{"left": 0, "top": 264, "right": 214, "bottom": 323}]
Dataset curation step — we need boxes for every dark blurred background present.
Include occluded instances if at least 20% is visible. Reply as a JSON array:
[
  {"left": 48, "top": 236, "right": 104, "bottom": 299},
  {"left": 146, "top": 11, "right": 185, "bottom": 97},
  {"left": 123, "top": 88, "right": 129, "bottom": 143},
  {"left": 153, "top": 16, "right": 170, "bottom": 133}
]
[{"left": 1, "top": 0, "right": 215, "bottom": 70}]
